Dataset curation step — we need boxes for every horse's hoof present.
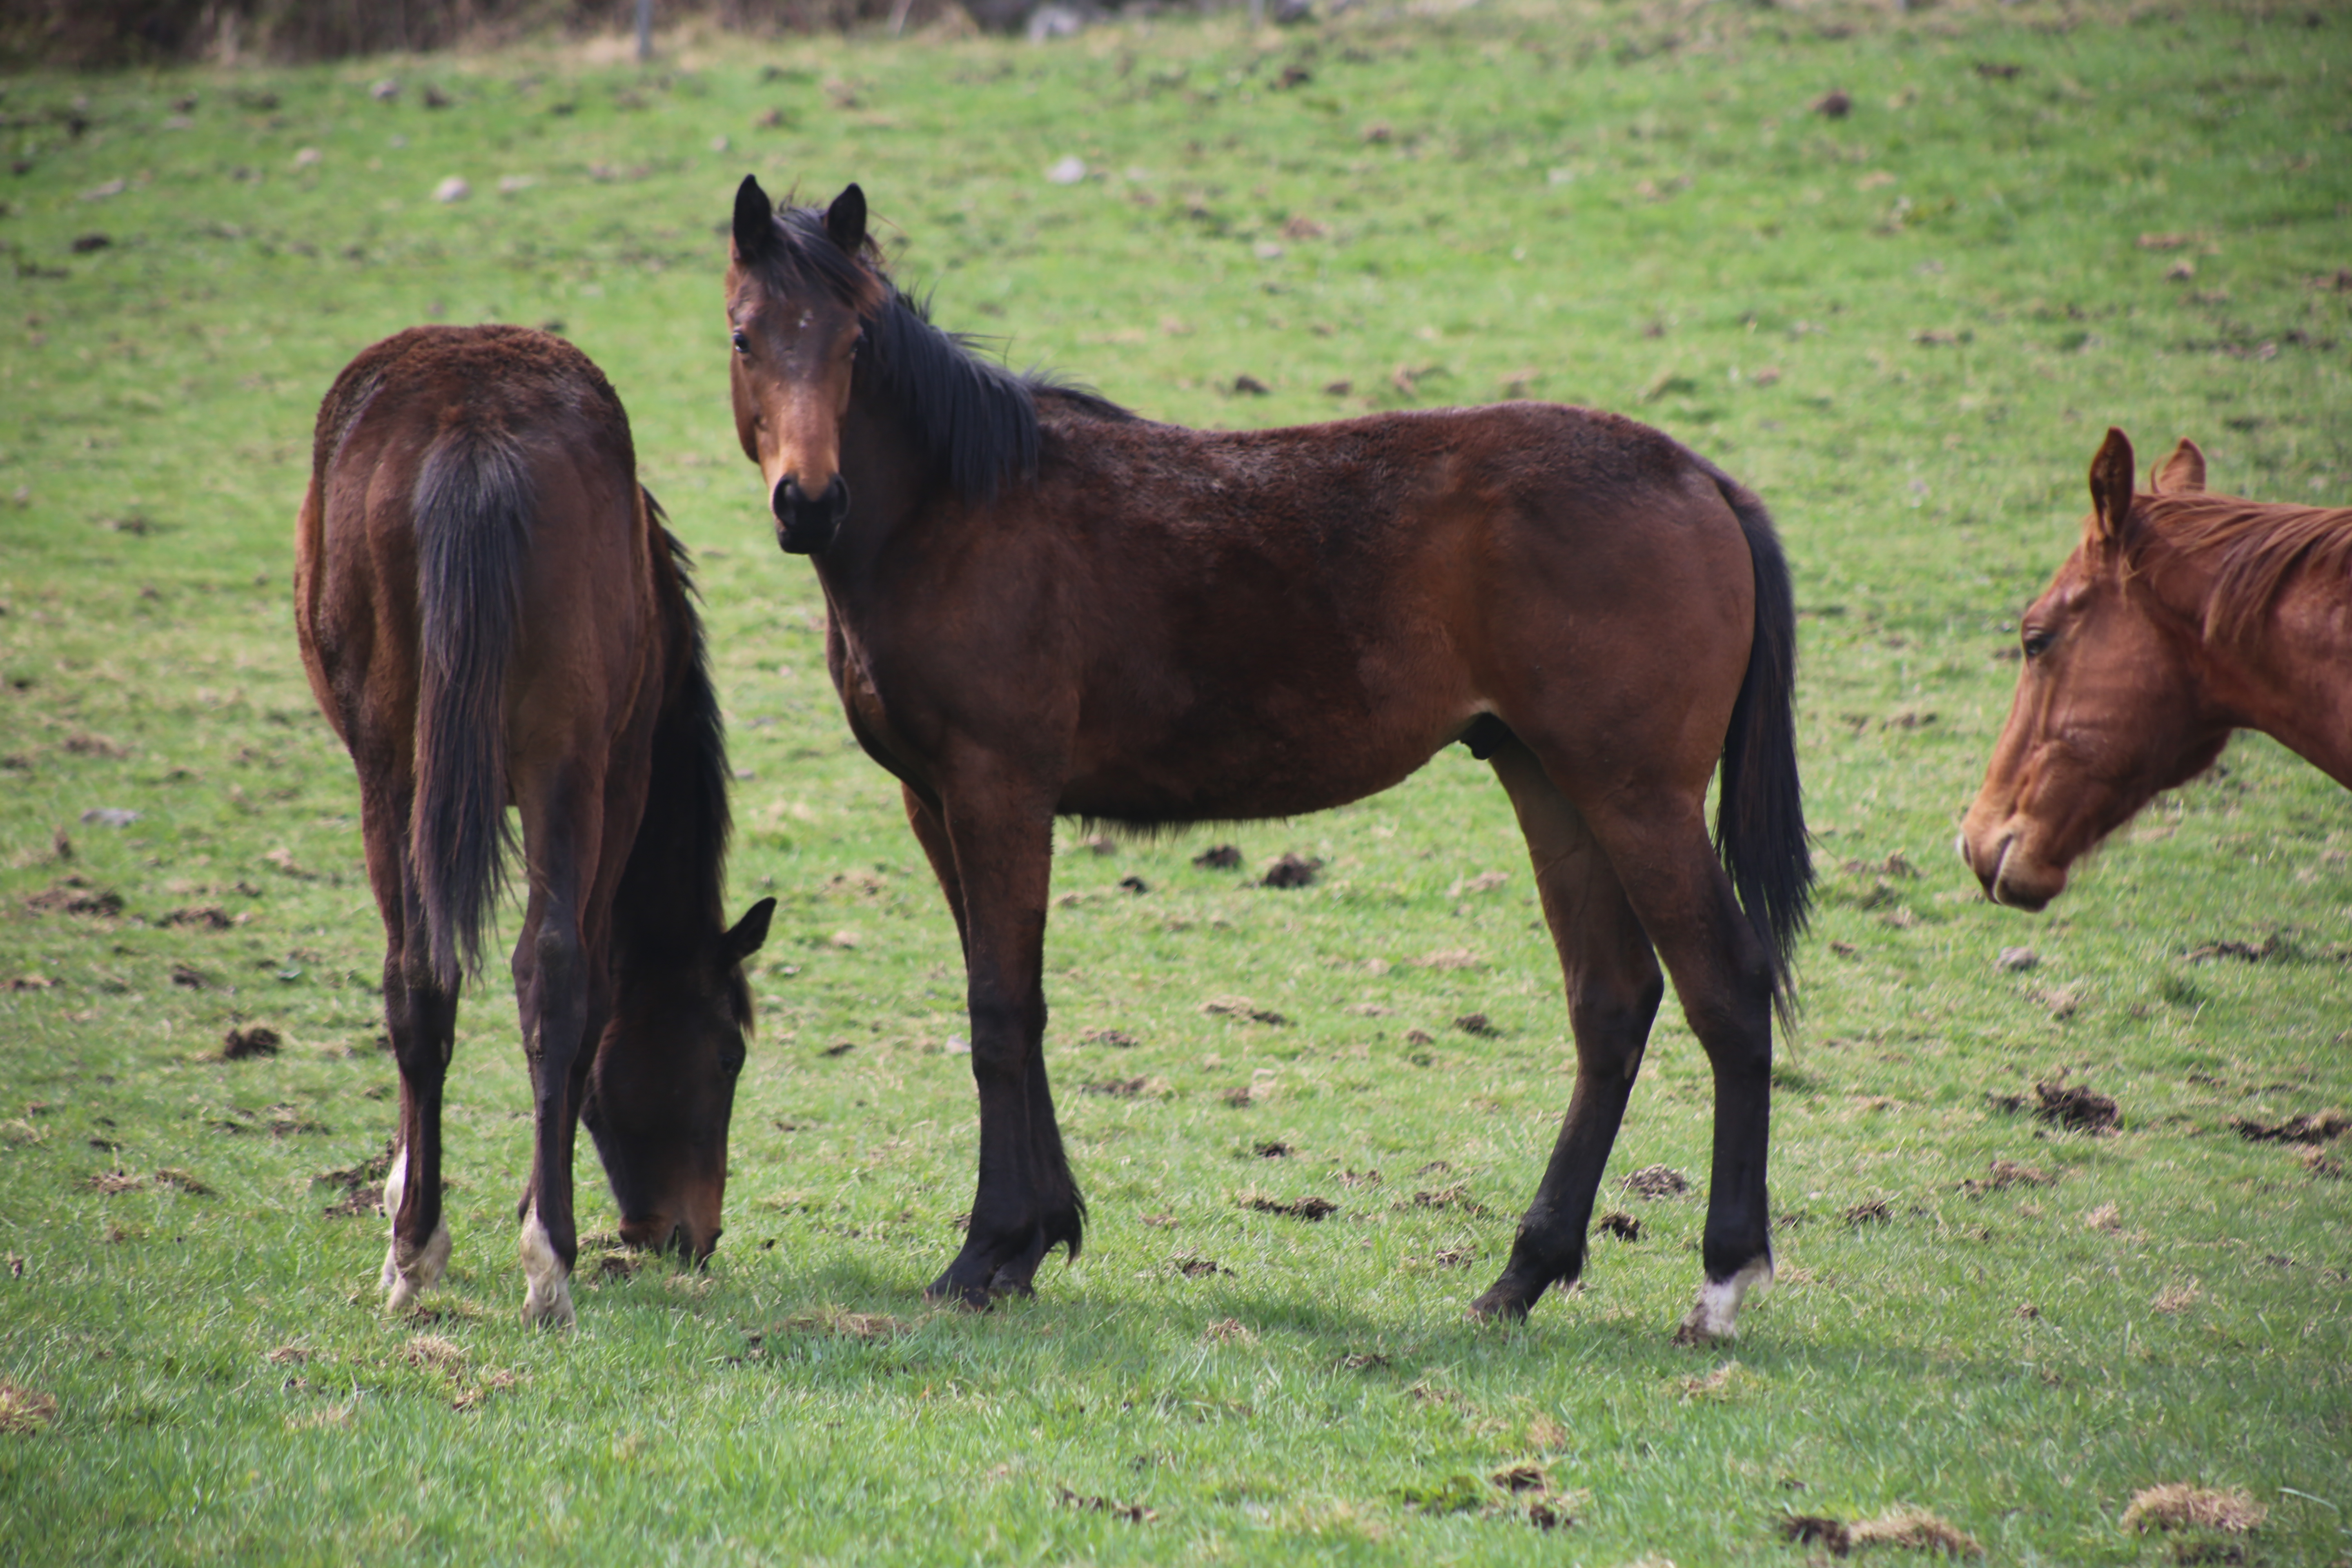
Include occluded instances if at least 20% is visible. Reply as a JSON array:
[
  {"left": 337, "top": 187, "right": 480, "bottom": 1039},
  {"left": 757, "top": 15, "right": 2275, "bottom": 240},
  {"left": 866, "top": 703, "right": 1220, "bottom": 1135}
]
[
  {"left": 1675, "top": 1255, "right": 1773, "bottom": 1345},
  {"left": 1467, "top": 1276, "right": 1537, "bottom": 1323},
  {"left": 518, "top": 1210, "right": 574, "bottom": 1327},
  {"left": 521, "top": 1279, "right": 576, "bottom": 1328},
  {"left": 382, "top": 1221, "right": 451, "bottom": 1311}
]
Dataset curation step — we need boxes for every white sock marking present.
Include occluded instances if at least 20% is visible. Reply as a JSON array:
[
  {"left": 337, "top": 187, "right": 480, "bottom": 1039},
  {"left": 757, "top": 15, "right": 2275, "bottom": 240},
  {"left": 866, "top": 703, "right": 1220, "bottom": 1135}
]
[{"left": 519, "top": 1207, "right": 575, "bottom": 1328}]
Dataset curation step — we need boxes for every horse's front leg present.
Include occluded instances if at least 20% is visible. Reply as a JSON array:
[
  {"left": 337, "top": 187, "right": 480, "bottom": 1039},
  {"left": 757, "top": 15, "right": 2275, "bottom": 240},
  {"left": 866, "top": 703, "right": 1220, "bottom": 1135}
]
[{"left": 919, "top": 776, "right": 1083, "bottom": 1308}]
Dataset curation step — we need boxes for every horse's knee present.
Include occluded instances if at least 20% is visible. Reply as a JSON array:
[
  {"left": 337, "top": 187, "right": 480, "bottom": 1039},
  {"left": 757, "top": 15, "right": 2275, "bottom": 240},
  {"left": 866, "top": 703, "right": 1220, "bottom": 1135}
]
[{"left": 964, "top": 993, "right": 1044, "bottom": 1073}]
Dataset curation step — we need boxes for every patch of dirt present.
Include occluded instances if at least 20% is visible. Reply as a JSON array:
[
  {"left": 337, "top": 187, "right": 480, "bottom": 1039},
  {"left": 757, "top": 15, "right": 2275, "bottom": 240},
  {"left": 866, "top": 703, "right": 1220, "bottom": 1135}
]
[
  {"left": 1432, "top": 1247, "right": 1473, "bottom": 1268},
  {"left": 0, "top": 1381, "right": 60, "bottom": 1434},
  {"left": 1077, "top": 1028, "right": 1138, "bottom": 1048},
  {"left": 450, "top": 1368, "right": 520, "bottom": 1411},
  {"left": 1244, "top": 1194, "right": 1336, "bottom": 1221},
  {"left": 775, "top": 1308, "right": 912, "bottom": 1341},
  {"left": 85, "top": 1168, "right": 143, "bottom": 1194},
  {"left": 2152, "top": 1282, "right": 2202, "bottom": 1314},
  {"left": 401, "top": 1335, "right": 466, "bottom": 1375},
  {"left": 321, "top": 1183, "right": 383, "bottom": 1219},
  {"left": 1959, "top": 1158, "right": 2056, "bottom": 1196},
  {"left": 1844, "top": 1199, "right": 1892, "bottom": 1227},
  {"left": 1338, "top": 1350, "right": 1390, "bottom": 1370},
  {"left": 2185, "top": 934, "right": 2288, "bottom": 963},
  {"left": 24, "top": 880, "right": 122, "bottom": 918},
  {"left": 264, "top": 1345, "right": 309, "bottom": 1365},
  {"left": 595, "top": 1253, "right": 643, "bottom": 1280},
  {"left": 1253, "top": 1141, "right": 1292, "bottom": 1158},
  {"left": 1781, "top": 1514, "right": 1853, "bottom": 1554},
  {"left": 1202, "top": 1316, "right": 1254, "bottom": 1343},
  {"left": 1453, "top": 1012, "right": 1501, "bottom": 1037},
  {"left": 1056, "top": 1485, "right": 1154, "bottom": 1523},
  {"left": 1620, "top": 1164, "right": 1690, "bottom": 1199},
  {"left": 819, "top": 1041, "right": 855, "bottom": 1058},
  {"left": 1222, "top": 1085, "right": 1255, "bottom": 1108},
  {"left": 1597, "top": 1211, "right": 1642, "bottom": 1241},
  {"left": 2121, "top": 1484, "right": 2265, "bottom": 1536},
  {"left": 219, "top": 1025, "right": 280, "bottom": 1060},
  {"left": 2229, "top": 1109, "right": 2349, "bottom": 1144},
  {"left": 1173, "top": 1256, "right": 1229, "bottom": 1278},
  {"left": 2032, "top": 1074, "right": 2120, "bottom": 1134},
  {"left": 1408, "top": 1182, "right": 1486, "bottom": 1215},
  {"left": 1680, "top": 1359, "right": 1757, "bottom": 1401},
  {"left": 1080, "top": 1077, "right": 1147, "bottom": 1098},
  {"left": 1258, "top": 853, "right": 1321, "bottom": 889},
  {"left": 1405, "top": 947, "right": 1482, "bottom": 969},
  {"left": 160, "top": 904, "right": 231, "bottom": 929},
  {"left": 1191, "top": 844, "right": 1241, "bottom": 869},
  {"left": 1200, "top": 996, "right": 1288, "bottom": 1025},
  {"left": 2299, "top": 1146, "right": 2345, "bottom": 1179},
  {"left": 152, "top": 1167, "right": 210, "bottom": 1194},
  {"left": 1337, "top": 1168, "right": 1381, "bottom": 1186},
  {"left": 1403, "top": 1028, "right": 1434, "bottom": 1047},
  {"left": 1844, "top": 1507, "right": 1982, "bottom": 1556}
]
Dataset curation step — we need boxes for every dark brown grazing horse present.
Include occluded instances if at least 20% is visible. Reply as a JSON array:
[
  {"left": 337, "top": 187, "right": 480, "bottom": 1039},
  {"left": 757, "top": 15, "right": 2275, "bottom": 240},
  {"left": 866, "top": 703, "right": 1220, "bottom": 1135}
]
[
  {"left": 723, "top": 178, "right": 1811, "bottom": 1341},
  {"left": 295, "top": 325, "right": 774, "bottom": 1325},
  {"left": 1962, "top": 429, "right": 2352, "bottom": 908}
]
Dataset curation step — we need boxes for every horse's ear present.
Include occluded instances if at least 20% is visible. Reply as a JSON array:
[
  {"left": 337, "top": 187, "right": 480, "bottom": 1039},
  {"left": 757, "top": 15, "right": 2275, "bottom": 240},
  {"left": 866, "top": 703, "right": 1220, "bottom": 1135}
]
[
  {"left": 2152, "top": 437, "right": 2207, "bottom": 495},
  {"left": 2087, "top": 428, "right": 2137, "bottom": 546},
  {"left": 724, "top": 897, "right": 776, "bottom": 963},
  {"left": 731, "top": 175, "right": 777, "bottom": 265},
  {"left": 824, "top": 183, "right": 867, "bottom": 255}
]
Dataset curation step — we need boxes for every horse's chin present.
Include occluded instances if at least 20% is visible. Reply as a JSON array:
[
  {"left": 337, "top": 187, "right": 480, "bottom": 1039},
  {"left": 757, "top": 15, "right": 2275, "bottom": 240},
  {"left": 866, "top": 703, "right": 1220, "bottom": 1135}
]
[
  {"left": 776, "top": 521, "right": 836, "bottom": 555},
  {"left": 1987, "top": 838, "right": 2065, "bottom": 911}
]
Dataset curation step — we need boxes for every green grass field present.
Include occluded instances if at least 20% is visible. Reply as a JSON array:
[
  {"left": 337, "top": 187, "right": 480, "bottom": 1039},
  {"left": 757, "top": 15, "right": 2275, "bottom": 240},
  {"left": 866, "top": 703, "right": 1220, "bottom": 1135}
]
[{"left": 2, "top": 0, "right": 2349, "bottom": 1560}]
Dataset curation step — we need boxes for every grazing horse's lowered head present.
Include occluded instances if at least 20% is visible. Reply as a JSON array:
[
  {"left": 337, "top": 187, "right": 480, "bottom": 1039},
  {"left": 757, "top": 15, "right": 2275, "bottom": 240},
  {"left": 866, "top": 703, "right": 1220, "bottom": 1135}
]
[{"left": 1960, "top": 427, "right": 2352, "bottom": 909}]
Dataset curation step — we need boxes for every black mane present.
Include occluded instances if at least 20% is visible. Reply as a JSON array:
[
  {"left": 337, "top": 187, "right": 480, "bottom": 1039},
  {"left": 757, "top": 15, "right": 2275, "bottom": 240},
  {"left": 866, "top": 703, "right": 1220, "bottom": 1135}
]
[
  {"left": 758, "top": 201, "right": 1135, "bottom": 508},
  {"left": 610, "top": 499, "right": 745, "bottom": 1020}
]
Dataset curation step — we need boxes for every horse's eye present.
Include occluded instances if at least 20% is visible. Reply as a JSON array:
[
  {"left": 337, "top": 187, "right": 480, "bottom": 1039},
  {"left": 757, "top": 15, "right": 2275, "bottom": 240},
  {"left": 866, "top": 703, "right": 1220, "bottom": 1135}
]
[
  {"left": 731, "top": 329, "right": 749, "bottom": 355},
  {"left": 2021, "top": 627, "right": 2054, "bottom": 659}
]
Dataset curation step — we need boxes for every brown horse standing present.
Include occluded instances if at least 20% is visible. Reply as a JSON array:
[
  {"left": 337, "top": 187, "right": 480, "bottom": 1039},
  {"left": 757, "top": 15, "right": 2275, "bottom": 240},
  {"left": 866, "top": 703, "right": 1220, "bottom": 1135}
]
[
  {"left": 295, "top": 325, "right": 774, "bottom": 1325},
  {"left": 722, "top": 178, "right": 1811, "bottom": 1341},
  {"left": 1962, "top": 429, "right": 2352, "bottom": 907}
]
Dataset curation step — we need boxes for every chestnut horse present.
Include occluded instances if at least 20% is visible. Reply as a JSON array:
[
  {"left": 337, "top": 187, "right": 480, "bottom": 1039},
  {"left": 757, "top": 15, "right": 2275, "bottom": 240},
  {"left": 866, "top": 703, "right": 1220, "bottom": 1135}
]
[
  {"left": 295, "top": 325, "right": 774, "bottom": 1325},
  {"left": 1962, "top": 429, "right": 2352, "bottom": 908},
  {"left": 723, "top": 178, "right": 1811, "bottom": 1341}
]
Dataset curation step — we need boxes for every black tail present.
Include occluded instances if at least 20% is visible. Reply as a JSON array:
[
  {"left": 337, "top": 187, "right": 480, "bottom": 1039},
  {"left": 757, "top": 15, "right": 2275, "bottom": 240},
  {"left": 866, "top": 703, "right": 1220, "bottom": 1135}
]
[
  {"left": 411, "top": 423, "right": 533, "bottom": 989},
  {"left": 1708, "top": 470, "right": 1813, "bottom": 1025}
]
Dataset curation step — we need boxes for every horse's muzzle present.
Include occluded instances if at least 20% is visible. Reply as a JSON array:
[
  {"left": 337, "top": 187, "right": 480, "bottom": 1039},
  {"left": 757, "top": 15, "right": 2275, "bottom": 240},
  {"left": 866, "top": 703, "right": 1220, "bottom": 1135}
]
[{"left": 773, "top": 474, "right": 849, "bottom": 555}]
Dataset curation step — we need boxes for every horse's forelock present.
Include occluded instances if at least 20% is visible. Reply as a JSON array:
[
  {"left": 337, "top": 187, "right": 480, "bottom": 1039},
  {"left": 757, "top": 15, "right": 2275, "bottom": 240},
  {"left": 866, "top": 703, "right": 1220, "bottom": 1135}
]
[{"left": 752, "top": 201, "right": 890, "bottom": 317}]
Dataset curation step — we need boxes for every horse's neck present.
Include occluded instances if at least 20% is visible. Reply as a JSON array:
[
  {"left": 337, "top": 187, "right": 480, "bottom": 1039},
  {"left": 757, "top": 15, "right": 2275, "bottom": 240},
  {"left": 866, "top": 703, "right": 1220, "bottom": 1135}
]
[
  {"left": 2174, "top": 564, "right": 2352, "bottom": 788},
  {"left": 824, "top": 389, "right": 937, "bottom": 599}
]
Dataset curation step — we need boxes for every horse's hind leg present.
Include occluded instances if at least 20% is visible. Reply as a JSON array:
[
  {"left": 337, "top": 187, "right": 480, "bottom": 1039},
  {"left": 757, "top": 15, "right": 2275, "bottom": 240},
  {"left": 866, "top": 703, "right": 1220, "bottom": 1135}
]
[
  {"left": 1582, "top": 798, "right": 1779, "bottom": 1344},
  {"left": 1469, "top": 738, "right": 1665, "bottom": 1321},
  {"left": 364, "top": 776, "right": 457, "bottom": 1312},
  {"left": 510, "top": 779, "right": 607, "bottom": 1328}
]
